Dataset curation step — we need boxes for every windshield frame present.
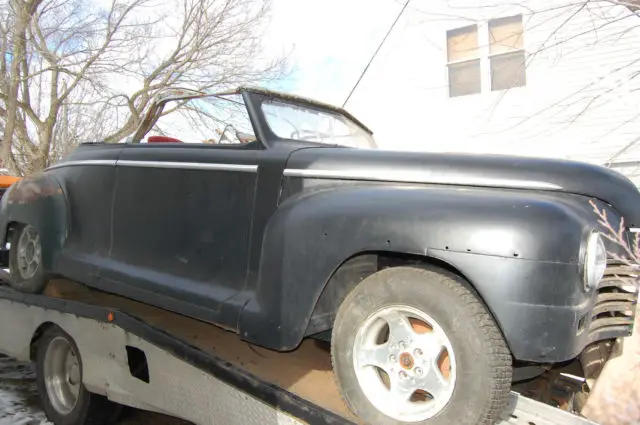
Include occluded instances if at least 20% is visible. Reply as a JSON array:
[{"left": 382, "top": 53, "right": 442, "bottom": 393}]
[{"left": 127, "top": 86, "right": 375, "bottom": 149}]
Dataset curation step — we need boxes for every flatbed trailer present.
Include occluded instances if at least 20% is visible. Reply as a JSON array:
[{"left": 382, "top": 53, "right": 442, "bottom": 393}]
[{"left": 0, "top": 279, "right": 598, "bottom": 425}]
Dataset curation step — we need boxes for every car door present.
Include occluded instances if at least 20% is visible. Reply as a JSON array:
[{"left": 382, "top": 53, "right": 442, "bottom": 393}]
[
  {"left": 101, "top": 143, "right": 260, "bottom": 327},
  {"left": 54, "top": 143, "right": 124, "bottom": 286}
]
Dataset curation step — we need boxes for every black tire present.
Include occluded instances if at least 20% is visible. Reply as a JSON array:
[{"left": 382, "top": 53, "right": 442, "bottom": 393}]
[
  {"left": 9, "top": 223, "right": 48, "bottom": 293},
  {"left": 35, "top": 326, "right": 121, "bottom": 425},
  {"left": 331, "top": 265, "right": 512, "bottom": 425}
]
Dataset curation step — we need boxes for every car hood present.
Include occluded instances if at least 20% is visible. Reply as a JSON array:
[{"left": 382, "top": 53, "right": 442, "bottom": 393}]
[{"left": 285, "top": 147, "right": 640, "bottom": 227}]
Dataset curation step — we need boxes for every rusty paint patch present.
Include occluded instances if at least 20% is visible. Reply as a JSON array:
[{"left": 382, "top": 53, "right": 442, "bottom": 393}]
[
  {"left": 7, "top": 173, "right": 62, "bottom": 205},
  {"left": 399, "top": 352, "right": 414, "bottom": 370}
]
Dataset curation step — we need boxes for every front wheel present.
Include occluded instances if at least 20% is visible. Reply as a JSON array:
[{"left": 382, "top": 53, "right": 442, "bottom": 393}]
[{"left": 331, "top": 266, "right": 512, "bottom": 425}]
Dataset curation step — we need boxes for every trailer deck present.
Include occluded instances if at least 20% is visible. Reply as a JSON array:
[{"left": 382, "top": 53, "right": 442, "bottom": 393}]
[{"left": 0, "top": 279, "right": 598, "bottom": 425}]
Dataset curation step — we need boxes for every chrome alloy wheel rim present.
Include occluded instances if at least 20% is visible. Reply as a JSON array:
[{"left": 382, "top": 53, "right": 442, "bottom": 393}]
[
  {"left": 43, "top": 336, "right": 81, "bottom": 415},
  {"left": 352, "top": 305, "right": 457, "bottom": 422},
  {"left": 16, "top": 225, "right": 41, "bottom": 280}
]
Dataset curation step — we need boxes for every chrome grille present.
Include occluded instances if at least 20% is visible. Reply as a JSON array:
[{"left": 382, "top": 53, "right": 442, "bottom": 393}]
[{"left": 587, "top": 261, "right": 638, "bottom": 342}]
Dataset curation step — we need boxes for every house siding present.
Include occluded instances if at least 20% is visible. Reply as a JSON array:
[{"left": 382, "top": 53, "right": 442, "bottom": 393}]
[{"left": 347, "top": 0, "right": 640, "bottom": 183}]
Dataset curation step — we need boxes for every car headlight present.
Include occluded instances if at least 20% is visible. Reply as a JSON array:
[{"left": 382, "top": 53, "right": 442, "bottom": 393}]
[{"left": 584, "top": 232, "right": 607, "bottom": 291}]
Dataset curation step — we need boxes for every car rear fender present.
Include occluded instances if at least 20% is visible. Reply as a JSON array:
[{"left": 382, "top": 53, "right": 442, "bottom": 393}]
[
  {"left": 0, "top": 172, "right": 69, "bottom": 270},
  {"left": 238, "top": 184, "right": 593, "bottom": 351}
]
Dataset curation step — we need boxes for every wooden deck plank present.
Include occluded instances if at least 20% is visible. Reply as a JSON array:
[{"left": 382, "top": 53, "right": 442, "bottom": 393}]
[{"left": 43, "top": 279, "right": 358, "bottom": 423}]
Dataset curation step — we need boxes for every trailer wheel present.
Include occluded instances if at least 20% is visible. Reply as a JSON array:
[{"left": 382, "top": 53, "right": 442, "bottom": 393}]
[
  {"left": 36, "top": 326, "right": 120, "bottom": 425},
  {"left": 331, "top": 266, "right": 512, "bottom": 425},
  {"left": 9, "top": 223, "right": 47, "bottom": 293}
]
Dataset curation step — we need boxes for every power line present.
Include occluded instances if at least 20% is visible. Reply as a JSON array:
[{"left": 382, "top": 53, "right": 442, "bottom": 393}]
[
  {"left": 605, "top": 135, "right": 640, "bottom": 167},
  {"left": 342, "top": 0, "right": 411, "bottom": 108}
]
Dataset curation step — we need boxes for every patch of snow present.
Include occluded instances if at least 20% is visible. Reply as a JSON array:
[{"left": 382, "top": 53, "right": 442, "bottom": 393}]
[
  {"left": 0, "top": 354, "right": 189, "bottom": 424},
  {"left": 0, "top": 355, "right": 51, "bottom": 425}
]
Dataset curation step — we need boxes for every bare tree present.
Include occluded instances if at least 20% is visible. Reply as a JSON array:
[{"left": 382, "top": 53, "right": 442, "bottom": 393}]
[{"left": 0, "top": 0, "right": 285, "bottom": 175}]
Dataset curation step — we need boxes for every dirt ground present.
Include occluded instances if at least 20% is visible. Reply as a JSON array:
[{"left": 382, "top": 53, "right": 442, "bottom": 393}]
[{"left": 0, "top": 355, "right": 189, "bottom": 425}]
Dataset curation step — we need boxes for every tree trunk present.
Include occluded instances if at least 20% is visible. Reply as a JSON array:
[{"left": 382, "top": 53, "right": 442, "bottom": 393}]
[
  {"left": 1, "top": 1, "right": 30, "bottom": 174},
  {"left": 34, "top": 125, "right": 53, "bottom": 172}
]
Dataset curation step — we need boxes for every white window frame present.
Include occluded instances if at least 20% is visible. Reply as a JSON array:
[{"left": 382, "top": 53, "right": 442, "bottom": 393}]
[
  {"left": 445, "top": 24, "right": 482, "bottom": 98},
  {"left": 487, "top": 15, "right": 526, "bottom": 92}
]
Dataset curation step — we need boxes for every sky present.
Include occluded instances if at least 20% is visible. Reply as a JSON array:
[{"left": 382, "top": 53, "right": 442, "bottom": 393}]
[
  {"left": 84, "top": 0, "right": 402, "bottom": 145},
  {"left": 264, "top": 0, "right": 402, "bottom": 106},
  {"left": 138, "top": 0, "right": 404, "bottom": 145}
]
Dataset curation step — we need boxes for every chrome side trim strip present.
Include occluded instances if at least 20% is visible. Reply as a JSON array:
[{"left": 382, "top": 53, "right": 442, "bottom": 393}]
[
  {"left": 46, "top": 159, "right": 258, "bottom": 173},
  {"left": 117, "top": 160, "right": 258, "bottom": 172},
  {"left": 283, "top": 168, "right": 563, "bottom": 190},
  {"left": 46, "top": 160, "right": 117, "bottom": 170}
]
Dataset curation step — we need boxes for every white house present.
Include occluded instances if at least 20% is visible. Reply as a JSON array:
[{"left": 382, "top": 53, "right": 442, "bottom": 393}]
[{"left": 345, "top": 0, "right": 640, "bottom": 184}]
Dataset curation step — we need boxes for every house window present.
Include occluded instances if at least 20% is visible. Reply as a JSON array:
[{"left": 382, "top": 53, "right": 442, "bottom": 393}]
[
  {"left": 446, "top": 15, "right": 526, "bottom": 97},
  {"left": 489, "top": 15, "right": 526, "bottom": 91},
  {"left": 446, "top": 25, "right": 481, "bottom": 97}
]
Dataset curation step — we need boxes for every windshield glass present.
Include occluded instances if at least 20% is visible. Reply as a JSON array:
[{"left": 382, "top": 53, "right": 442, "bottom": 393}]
[{"left": 261, "top": 100, "right": 376, "bottom": 149}]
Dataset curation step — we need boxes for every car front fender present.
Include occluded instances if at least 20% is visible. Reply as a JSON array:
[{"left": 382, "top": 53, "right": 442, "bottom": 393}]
[
  {"left": 239, "top": 184, "right": 596, "bottom": 352},
  {"left": 0, "top": 172, "right": 68, "bottom": 271}
]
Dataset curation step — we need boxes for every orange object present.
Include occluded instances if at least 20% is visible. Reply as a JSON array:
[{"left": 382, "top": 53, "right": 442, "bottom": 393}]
[
  {"left": 0, "top": 176, "right": 21, "bottom": 188},
  {"left": 107, "top": 311, "right": 115, "bottom": 322}
]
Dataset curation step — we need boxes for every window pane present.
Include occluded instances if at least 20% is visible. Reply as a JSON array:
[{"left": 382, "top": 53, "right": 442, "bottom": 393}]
[
  {"left": 261, "top": 101, "right": 377, "bottom": 149},
  {"left": 448, "top": 59, "right": 481, "bottom": 97},
  {"left": 490, "top": 51, "right": 526, "bottom": 91},
  {"left": 147, "top": 94, "right": 256, "bottom": 144},
  {"left": 489, "top": 15, "right": 523, "bottom": 55},
  {"left": 194, "top": 94, "right": 256, "bottom": 144},
  {"left": 447, "top": 25, "right": 479, "bottom": 62}
]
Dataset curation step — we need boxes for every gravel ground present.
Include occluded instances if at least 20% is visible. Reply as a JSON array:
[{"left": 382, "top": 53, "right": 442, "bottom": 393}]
[{"left": 0, "top": 355, "right": 189, "bottom": 425}]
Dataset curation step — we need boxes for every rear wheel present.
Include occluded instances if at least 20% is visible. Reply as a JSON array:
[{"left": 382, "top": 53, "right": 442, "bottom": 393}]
[
  {"left": 36, "top": 326, "right": 121, "bottom": 425},
  {"left": 8, "top": 223, "right": 48, "bottom": 293},
  {"left": 331, "top": 265, "right": 512, "bottom": 425}
]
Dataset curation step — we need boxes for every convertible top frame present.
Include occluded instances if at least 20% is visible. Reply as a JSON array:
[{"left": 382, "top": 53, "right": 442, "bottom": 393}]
[{"left": 128, "top": 86, "right": 373, "bottom": 144}]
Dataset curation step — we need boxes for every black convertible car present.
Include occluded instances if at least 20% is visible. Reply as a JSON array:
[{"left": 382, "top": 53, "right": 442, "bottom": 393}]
[{"left": 0, "top": 87, "right": 638, "bottom": 425}]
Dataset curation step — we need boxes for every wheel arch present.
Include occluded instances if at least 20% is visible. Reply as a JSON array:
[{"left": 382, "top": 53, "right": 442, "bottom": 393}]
[
  {"left": 0, "top": 172, "right": 69, "bottom": 271},
  {"left": 305, "top": 250, "right": 511, "bottom": 353},
  {"left": 29, "top": 321, "right": 59, "bottom": 361}
]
